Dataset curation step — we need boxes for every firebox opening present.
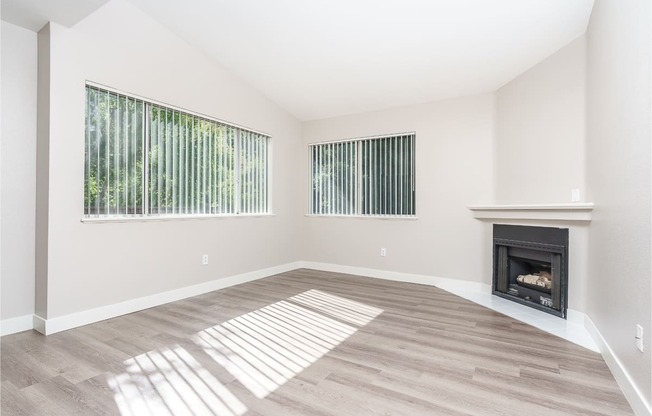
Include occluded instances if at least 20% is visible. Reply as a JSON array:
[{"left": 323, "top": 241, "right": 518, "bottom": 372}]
[
  {"left": 493, "top": 224, "right": 569, "bottom": 318},
  {"left": 510, "top": 257, "right": 552, "bottom": 294}
]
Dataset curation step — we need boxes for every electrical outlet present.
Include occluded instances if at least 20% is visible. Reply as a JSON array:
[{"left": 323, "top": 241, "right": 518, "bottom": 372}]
[
  {"left": 380, "top": 248, "right": 387, "bottom": 257},
  {"left": 202, "top": 254, "right": 209, "bottom": 265},
  {"left": 636, "top": 324, "right": 644, "bottom": 352},
  {"left": 571, "top": 188, "right": 581, "bottom": 202}
]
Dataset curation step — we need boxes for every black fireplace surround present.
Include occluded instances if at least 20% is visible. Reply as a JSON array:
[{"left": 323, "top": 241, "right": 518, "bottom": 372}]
[{"left": 493, "top": 225, "right": 569, "bottom": 318}]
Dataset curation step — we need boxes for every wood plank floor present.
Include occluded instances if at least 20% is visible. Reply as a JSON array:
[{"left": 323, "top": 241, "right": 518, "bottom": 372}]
[{"left": 1, "top": 269, "right": 634, "bottom": 416}]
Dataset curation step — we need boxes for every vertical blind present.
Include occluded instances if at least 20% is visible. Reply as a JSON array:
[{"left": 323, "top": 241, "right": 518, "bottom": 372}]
[
  {"left": 310, "top": 133, "right": 415, "bottom": 216},
  {"left": 84, "top": 85, "right": 270, "bottom": 217},
  {"left": 239, "top": 130, "right": 270, "bottom": 214},
  {"left": 85, "top": 87, "right": 145, "bottom": 216}
]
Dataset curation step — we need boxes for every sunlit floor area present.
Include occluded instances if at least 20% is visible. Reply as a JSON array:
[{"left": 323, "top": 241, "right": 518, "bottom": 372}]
[{"left": 1, "top": 269, "right": 634, "bottom": 416}]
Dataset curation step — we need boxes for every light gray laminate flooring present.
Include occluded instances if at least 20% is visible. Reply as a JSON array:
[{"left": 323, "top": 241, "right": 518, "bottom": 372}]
[{"left": 1, "top": 269, "right": 634, "bottom": 415}]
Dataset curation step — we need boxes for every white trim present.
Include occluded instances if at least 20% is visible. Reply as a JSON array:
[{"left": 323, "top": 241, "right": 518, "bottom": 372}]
[
  {"left": 584, "top": 316, "right": 652, "bottom": 416},
  {"left": 468, "top": 203, "right": 594, "bottom": 222},
  {"left": 566, "top": 308, "right": 586, "bottom": 325},
  {"left": 469, "top": 203, "right": 595, "bottom": 210},
  {"left": 0, "top": 315, "right": 33, "bottom": 336},
  {"left": 300, "top": 261, "right": 488, "bottom": 293},
  {"left": 86, "top": 81, "right": 271, "bottom": 137},
  {"left": 33, "top": 315, "right": 46, "bottom": 334},
  {"left": 267, "top": 135, "right": 274, "bottom": 215},
  {"left": 34, "top": 262, "right": 302, "bottom": 335},
  {"left": 307, "top": 131, "right": 416, "bottom": 147},
  {"left": 81, "top": 213, "right": 275, "bottom": 224},
  {"left": 304, "top": 214, "right": 417, "bottom": 220}
]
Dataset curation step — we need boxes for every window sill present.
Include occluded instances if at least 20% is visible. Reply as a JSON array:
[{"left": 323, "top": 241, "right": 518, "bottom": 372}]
[
  {"left": 81, "top": 213, "right": 275, "bottom": 224},
  {"left": 304, "top": 214, "right": 418, "bottom": 220}
]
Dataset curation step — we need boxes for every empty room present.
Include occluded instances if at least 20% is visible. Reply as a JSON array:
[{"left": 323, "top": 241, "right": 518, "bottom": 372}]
[{"left": 1, "top": 0, "right": 650, "bottom": 415}]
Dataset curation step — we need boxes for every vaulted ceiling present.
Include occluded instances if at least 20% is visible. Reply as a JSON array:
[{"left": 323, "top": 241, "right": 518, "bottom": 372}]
[
  {"left": 2, "top": 0, "right": 594, "bottom": 121},
  {"left": 1, "top": 0, "right": 110, "bottom": 31}
]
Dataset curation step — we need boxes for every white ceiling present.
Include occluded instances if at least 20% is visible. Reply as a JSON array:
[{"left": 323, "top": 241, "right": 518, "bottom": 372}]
[
  {"left": 1, "top": 0, "right": 110, "bottom": 31},
  {"left": 2, "top": 0, "right": 594, "bottom": 121},
  {"left": 127, "top": 0, "right": 594, "bottom": 121}
]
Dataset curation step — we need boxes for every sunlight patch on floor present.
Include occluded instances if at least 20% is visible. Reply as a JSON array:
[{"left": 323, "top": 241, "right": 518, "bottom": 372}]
[
  {"left": 108, "top": 289, "right": 383, "bottom": 414},
  {"left": 194, "top": 289, "right": 383, "bottom": 399},
  {"left": 108, "top": 345, "right": 247, "bottom": 416}
]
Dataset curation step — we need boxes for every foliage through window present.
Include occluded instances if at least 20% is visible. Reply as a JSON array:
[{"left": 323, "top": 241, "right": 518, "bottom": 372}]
[
  {"left": 310, "top": 133, "right": 415, "bottom": 216},
  {"left": 84, "top": 85, "right": 270, "bottom": 217}
]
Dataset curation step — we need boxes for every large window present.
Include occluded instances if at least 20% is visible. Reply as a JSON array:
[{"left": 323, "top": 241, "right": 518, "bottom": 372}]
[
  {"left": 310, "top": 133, "right": 415, "bottom": 217},
  {"left": 84, "top": 85, "right": 270, "bottom": 218}
]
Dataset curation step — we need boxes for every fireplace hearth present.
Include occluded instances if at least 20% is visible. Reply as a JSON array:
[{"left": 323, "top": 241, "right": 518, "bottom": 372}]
[{"left": 493, "top": 224, "right": 569, "bottom": 318}]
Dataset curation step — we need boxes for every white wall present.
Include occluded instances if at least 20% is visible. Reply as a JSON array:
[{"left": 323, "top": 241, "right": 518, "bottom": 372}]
[
  {"left": 36, "top": 0, "right": 303, "bottom": 319},
  {"left": 495, "top": 36, "right": 586, "bottom": 204},
  {"left": 301, "top": 94, "right": 495, "bottom": 283},
  {"left": 1, "top": 21, "right": 37, "bottom": 320},
  {"left": 585, "top": 0, "right": 651, "bottom": 411},
  {"left": 35, "top": 23, "right": 50, "bottom": 320}
]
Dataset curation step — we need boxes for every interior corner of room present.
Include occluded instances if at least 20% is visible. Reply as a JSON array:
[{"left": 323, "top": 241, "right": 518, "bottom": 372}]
[{"left": 1, "top": 0, "right": 650, "bottom": 415}]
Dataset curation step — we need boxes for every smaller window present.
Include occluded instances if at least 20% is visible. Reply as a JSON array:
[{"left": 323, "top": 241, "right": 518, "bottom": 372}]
[{"left": 310, "top": 133, "right": 415, "bottom": 217}]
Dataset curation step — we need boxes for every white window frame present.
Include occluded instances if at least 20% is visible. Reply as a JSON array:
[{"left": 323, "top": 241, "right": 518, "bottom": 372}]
[
  {"left": 308, "top": 132, "right": 416, "bottom": 218},
  {"left": 82, "top": 82, "right": 272, "bottom": 222}
]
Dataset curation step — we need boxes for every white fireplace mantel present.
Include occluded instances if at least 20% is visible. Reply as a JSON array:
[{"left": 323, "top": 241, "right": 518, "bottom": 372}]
[{"left": 468, "top": 203, "right": 594, "bottom": 222}]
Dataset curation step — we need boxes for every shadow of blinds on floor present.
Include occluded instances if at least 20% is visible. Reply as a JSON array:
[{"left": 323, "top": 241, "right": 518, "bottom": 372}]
[
  {"left": 194, "top": 289, "right": 384, "bottom": 399},
  {"left": 107, "top": 289, "right": 383, "bottom": 415}
]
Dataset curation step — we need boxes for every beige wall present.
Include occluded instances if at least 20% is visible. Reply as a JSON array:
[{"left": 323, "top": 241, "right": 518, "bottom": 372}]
[
  {"left": 495, "top": 36, "right": 586, "bottom": 204},
  {"left": 301, "top": 94, "right": 495, "bottom": 283},
  {"left": 36, "top": 0, "right": 303, "bottom": 318},
  {"left": 585, "top": 0, "right": 651, "bottom": 409},
  {"left": 490, "top": 36, "right": 591, "bottom": 313},
  {"left": 1, "top": 22, "right": 37, "bottom": 320},
  {"left": 35, "top": 23, "right": 50, "bottom": 319}
]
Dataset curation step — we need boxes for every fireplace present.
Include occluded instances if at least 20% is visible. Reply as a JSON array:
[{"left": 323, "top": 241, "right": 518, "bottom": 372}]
[{"left": 493, "top": 225, "right": 569, "bottom": 318}]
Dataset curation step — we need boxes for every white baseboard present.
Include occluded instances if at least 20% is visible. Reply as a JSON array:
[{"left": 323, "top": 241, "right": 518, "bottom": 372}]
[
  {"left": 566, "top": 308, "right": 586, "bottom": 325},
  {"left": 584, "top": 315, "right": 652, "bottom": 416},
  {"left": 0, "top": 314, "right": 34, "bottom": 336},
  {"left": 33, "top": 314, "right": 46, "bottom": 334},
  {"left": 300, "top": 261, "right": 490, "bottom": 294},
  {"left": 5, "top": 262, "right": 488, "bottom": 337},
  {"left": 35, "top": 261, "right": 303, "bottom": 336}
]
